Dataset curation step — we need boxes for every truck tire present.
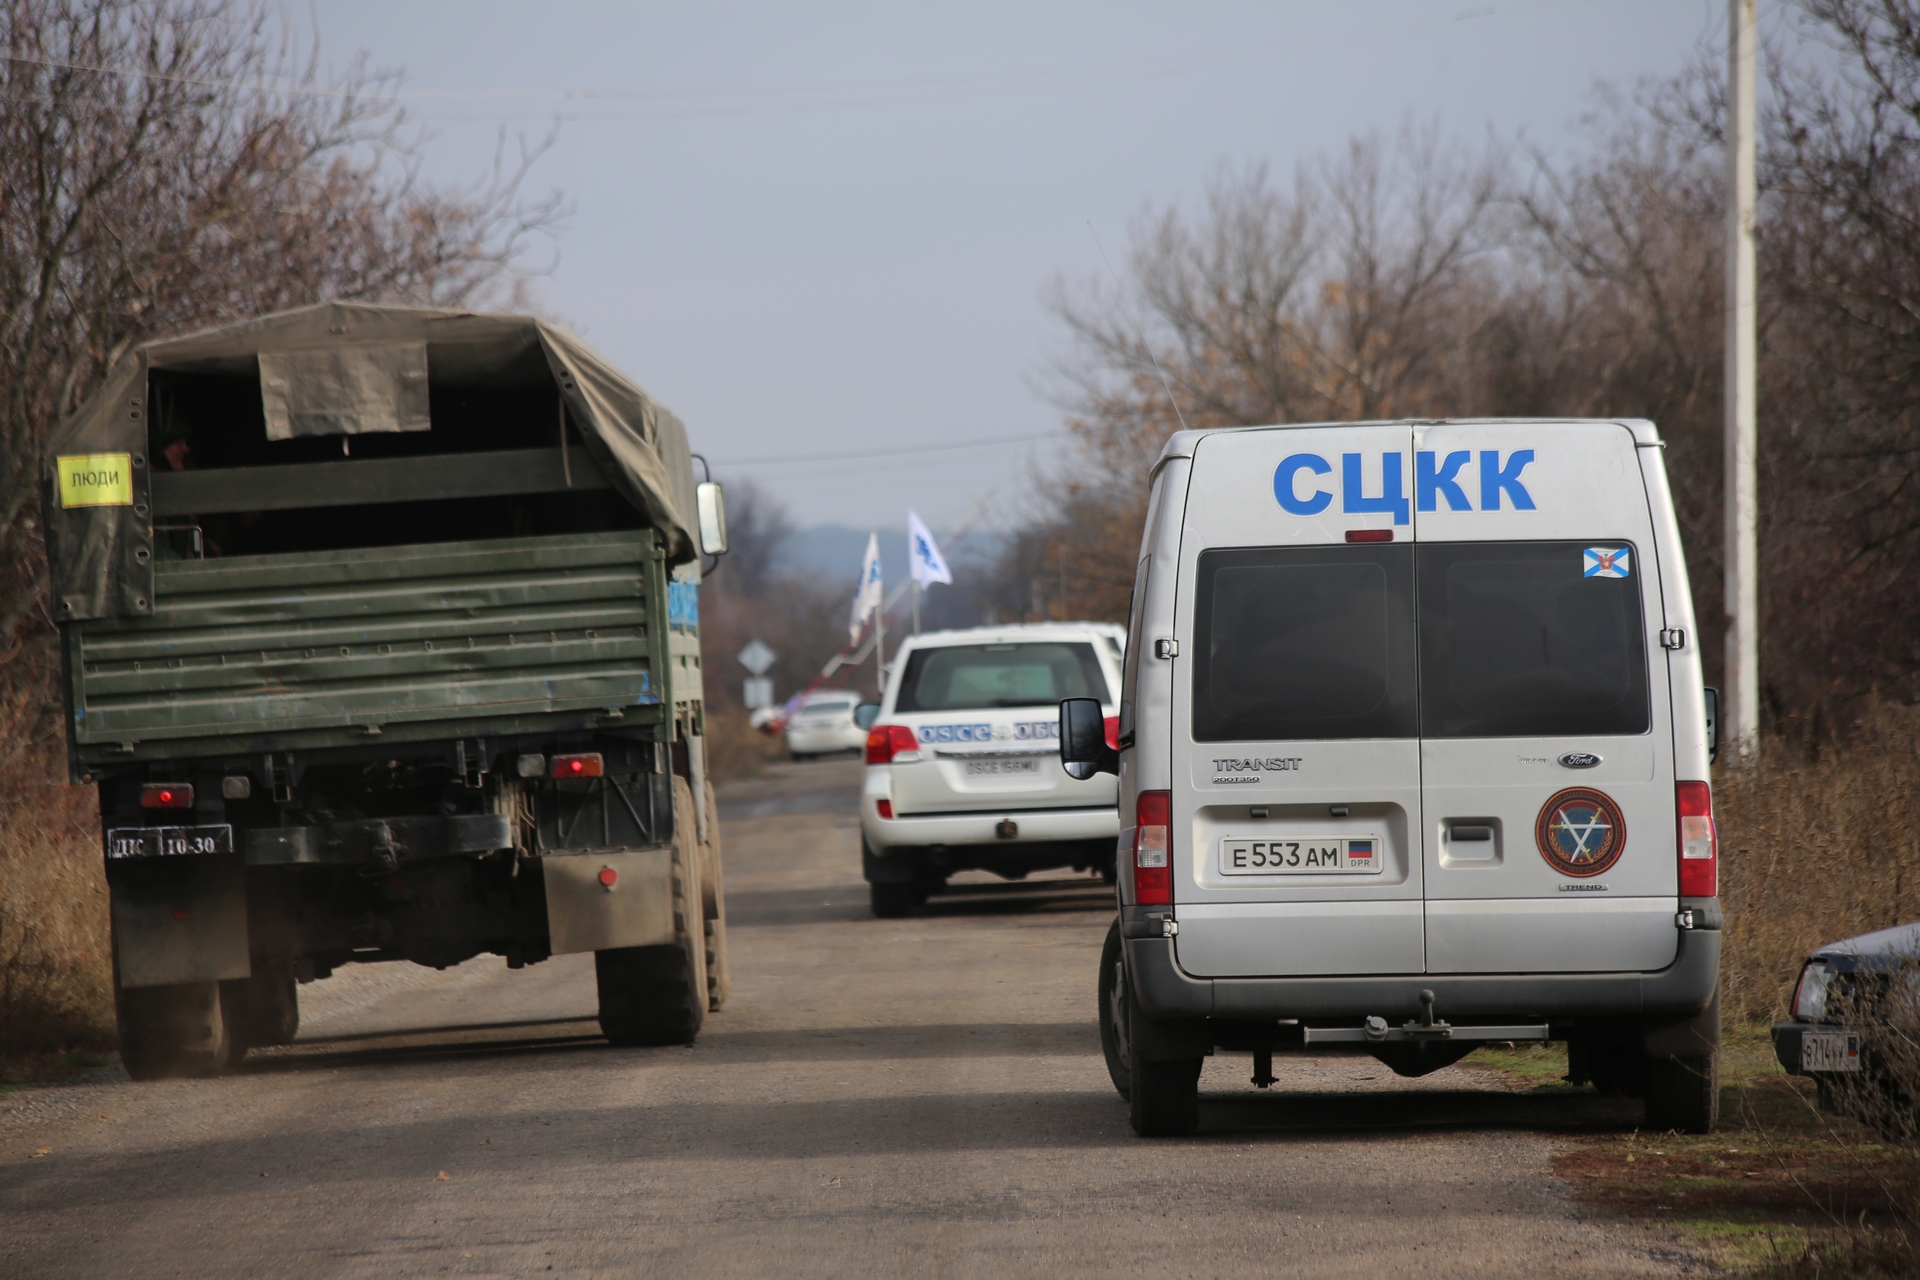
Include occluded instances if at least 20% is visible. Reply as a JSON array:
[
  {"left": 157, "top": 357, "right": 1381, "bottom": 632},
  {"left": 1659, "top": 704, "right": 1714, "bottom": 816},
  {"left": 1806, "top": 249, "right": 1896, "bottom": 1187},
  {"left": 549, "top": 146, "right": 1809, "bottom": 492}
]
[
  {"left": 1643, "top": 1053, "right": 1718, "bottom": 1133},
  {"left": 700, "top": 780, "right": 731, "bottom": 1012},
  {"left": 869, "top": 883, "right": 916, "bottom": 918},
  {"left": 596, "top": 777, "right": 707, "bottom": 1047},
  {"left": 117, "top": 981, "right": 235, "bottom": 1080},
  {"left": 1098, "top": 919, "right": 1131, "bottom": 1100},
  {"left": 237, "top": 963, "right": 300, "bottom": 1047}
]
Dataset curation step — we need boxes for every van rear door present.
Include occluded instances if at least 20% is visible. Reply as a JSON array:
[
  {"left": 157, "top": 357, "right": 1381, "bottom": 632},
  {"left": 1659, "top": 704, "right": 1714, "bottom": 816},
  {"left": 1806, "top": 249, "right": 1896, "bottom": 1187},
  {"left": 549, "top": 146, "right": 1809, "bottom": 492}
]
[
  {"left": 1412, "top": 421, "right": 1678, "bottom": 974},
  {"left": 1170, "top": 425, "right": 1425, "bottom": 978}
]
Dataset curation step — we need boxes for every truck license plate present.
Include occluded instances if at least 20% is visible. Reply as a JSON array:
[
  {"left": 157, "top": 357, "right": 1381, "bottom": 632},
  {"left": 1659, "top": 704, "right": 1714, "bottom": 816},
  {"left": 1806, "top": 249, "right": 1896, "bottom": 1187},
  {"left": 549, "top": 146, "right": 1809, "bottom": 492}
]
[
  {"left": 1219, "top": 837, "right": 1384, "bottom": 875},
  {"left": 106, "top": 825, "right": 235, "bottom": 859},
  {"left": 1801, "top": 1029, "right": 1862, "bottom": 1073},
  {"left": 964, "top": 758, "right": 1040, "bottom": 776}
]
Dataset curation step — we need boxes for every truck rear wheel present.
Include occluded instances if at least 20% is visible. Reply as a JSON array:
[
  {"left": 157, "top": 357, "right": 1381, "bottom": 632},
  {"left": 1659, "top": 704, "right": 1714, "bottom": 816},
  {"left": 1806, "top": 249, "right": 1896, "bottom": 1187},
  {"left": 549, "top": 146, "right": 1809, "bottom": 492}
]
[
  {"left": 1643, "top": 1053, "right": 1718, "bottom": 1133},
  {"left": 597, "top": 777, "right": 707, "bottom": 1046},
  {"left": 700, "top": 780, "right": 731, "bottom": 1012},
  {"left": 117, "top": 981, "right": 235, "bottom": 1080}
]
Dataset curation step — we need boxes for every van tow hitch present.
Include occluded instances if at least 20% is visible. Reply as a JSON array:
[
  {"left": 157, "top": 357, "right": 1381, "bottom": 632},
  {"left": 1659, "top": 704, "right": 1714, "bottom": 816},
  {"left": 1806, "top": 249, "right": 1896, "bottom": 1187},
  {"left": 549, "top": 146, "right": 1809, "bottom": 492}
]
[{"left": 1404, "top": 989, "right": 1453, "bottom": 1041}]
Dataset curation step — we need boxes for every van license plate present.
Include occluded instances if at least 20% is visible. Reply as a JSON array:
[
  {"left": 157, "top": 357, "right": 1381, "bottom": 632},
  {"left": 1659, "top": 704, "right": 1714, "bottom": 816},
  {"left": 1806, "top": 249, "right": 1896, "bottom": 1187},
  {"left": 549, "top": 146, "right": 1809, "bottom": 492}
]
[
  {"left": 1219, "top": 837, "right": 1383, "bottom": 875},
  {"left": 106, "top": 825, "right": 234, "bottom": 859},
  {"left": 1801, "top": 1030, "right": 1862, "bottom": 1073},
  {"left": 964, "top": 758, "right": 1041, "bottom": 777}
]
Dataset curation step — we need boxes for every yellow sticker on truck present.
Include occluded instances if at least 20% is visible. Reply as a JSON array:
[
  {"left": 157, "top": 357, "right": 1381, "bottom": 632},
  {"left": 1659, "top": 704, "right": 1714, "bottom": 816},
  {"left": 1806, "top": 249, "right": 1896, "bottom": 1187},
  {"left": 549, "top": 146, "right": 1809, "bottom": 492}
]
[{"left": 56, "top": 454, "right": 134, "bottom": 508}]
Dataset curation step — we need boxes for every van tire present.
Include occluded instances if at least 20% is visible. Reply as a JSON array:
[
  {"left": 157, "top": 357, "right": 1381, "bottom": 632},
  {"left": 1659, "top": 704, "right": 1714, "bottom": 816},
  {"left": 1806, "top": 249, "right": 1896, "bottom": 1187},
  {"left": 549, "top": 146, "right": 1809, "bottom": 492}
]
[
  {"left": 117, "top": 981, "right": 234, "bottom": 1080},
  {"left": 1643, "top": 1053, "right": 1718, "bottom": 1133},
  {"left": 870, "top": 883, "right": 916, "bottom": 918},
  {"left": 1098, "top": 919, "right": 1130, "bottom": 1100},
  {"left": 1129, "top": 1053, "right": 1202, "bottom": 1137},
  {"left": 596, "top": 778, "right": 707, "bottom": 1046}
]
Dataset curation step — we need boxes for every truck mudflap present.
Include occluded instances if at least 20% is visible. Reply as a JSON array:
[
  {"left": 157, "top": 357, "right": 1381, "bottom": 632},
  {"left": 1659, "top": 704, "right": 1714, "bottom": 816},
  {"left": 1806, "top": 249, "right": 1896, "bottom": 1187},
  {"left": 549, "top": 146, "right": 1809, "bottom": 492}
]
[
  {"left": 543, "top": 848, "right": 676, "bottom": 955},
  {"left": 1123, "top": 916, "right": 1720, "bottom": 1024},
  {"left": 245, "top": 814, "right": 512, "bottom": 866},
  {"left": 110, "top": 854, "right": 250, "bottom": 989}
]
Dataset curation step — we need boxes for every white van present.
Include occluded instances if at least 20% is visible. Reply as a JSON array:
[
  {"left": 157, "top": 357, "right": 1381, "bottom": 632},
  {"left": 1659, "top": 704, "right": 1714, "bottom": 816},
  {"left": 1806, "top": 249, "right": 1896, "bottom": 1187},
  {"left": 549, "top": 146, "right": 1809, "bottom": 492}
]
[
  {"left": 862, "top": 623, "right": 1125, "bottom": 918},
  {"left": 1059, "top": 419, "right": 1722, "bottom": 1137}
]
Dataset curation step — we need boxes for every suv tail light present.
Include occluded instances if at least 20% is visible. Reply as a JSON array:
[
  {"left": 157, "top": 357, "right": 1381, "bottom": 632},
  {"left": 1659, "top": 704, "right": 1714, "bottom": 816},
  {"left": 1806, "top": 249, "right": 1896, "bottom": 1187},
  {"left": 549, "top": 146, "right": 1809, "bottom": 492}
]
[
  {"left": 865, "top": 725, "right": 921, "bottom": 764},
  {"left": 1677, "top": 780, "right": 1716, "bottom": 897},
  {"left": 1134, "top": 790, "right": 1172, "bottom": 905},
  {"left": 1103, "top": 715, "right": 1120, "bottom": 749},
  {"left": 140, "top": 783, "right": 194, "bottom": 809},
  {"left": 550, "top": 753, "right": 604, "bottom": 779}
]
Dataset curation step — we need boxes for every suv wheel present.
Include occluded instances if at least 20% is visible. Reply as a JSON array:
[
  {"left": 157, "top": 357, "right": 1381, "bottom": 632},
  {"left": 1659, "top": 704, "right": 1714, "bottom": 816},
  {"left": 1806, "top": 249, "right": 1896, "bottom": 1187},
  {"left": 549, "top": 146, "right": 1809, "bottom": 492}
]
[{"left": 869, "top": 883, "right": 916, "bottom": 918}]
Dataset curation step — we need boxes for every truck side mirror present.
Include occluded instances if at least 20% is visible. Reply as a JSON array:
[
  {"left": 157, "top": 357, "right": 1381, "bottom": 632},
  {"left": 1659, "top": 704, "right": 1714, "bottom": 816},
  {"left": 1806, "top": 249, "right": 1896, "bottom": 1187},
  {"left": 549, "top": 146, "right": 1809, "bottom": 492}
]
[
  {"left": 853, "top": 702, "right": 880, "bottom": 731},
  {"left": 1703, "top": 687, "right": 1719, "bottom": 765},
  {"left": 696, "top": 482, "right": 728, "bottom": 556},
  {"left": 1059, "top": 697, "right": 1118, "bottom": 780}
]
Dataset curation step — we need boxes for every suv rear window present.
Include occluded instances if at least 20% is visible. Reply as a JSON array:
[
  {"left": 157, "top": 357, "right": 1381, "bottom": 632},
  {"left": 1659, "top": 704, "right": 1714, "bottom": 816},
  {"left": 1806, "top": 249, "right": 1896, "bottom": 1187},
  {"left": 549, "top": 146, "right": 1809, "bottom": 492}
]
[
  {"left": 1192, "top": 546, "right": 1418, "bottom": 742},
  {"left": 895, "top": 642, "right": 1109, "bottom": 712},
  {"left": 1417, "top": 541, "right": 1648, "bottom": 738}
]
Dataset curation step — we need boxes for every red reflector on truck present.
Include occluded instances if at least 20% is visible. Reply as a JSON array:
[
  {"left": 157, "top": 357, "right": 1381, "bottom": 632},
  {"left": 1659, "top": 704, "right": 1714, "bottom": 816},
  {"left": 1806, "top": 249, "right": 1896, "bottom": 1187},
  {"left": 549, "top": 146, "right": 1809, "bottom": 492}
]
[
  {"left": 1135, "top": 790, "right": 1172, "bottom": 905},
  {"left": 1677, "top": 780, "right": 1717, "bottom": 897},
  {"left": 141, "top": 783, "right": 194, "bottom": 809},
  {"left": 550, "top": 754, "right": 603, "bottom": 779}
]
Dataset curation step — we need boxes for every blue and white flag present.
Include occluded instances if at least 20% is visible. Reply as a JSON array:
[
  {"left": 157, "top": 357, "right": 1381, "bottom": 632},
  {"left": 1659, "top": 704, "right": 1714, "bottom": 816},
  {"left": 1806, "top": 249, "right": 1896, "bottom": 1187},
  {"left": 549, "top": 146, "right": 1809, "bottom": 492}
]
[
  {"left": 849, "top": 531, "right": 884, "bottom": 641},
  {"left": 906, "top": 510, "right": 953, "bottom": 588},
  {"left": 1584, "top": 547, "right": 1631, "bottom": 579}
]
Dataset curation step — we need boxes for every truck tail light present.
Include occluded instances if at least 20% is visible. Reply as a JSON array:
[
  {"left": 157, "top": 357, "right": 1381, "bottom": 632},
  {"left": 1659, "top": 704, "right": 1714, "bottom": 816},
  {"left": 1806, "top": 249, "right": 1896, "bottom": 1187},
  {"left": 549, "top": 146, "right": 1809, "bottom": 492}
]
[
  {"left": 140, "top": 783, "right": 194, "bottom": 809},
  {"left": 865, "top": 725, "right": 921, "bottom": 764},
  {"left": 550, "top": 753, "right": 604, "bottom": 779},
  {"left": 1134, "top": 789, "right": 1172, "bottom": 905},
  {"left": 1677, "top": 780, "right": 1716, "bottom": 897}
]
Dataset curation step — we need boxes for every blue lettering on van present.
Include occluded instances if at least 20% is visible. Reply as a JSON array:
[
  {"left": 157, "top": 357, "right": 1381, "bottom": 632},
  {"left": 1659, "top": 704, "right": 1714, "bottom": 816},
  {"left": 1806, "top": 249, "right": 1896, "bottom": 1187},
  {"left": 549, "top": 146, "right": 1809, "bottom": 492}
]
[
  {"left": 919, "top": 723, "right": 993, "bottom": 744},
  {"left": 1480, "top": 449, "right": 1537, "bottom": 510},
  {"left": 1342, "top": 453, "right": 1410, "bottom": 525},
  {"left": 1273, "top": 449, "right": 1540, "bottom": 517},
  {"left": 1274, "top": 453, "right": 1333, "bottom": 515},
  {"left": 1416, "top": 450, "right": 1473, "bottom": 511}
]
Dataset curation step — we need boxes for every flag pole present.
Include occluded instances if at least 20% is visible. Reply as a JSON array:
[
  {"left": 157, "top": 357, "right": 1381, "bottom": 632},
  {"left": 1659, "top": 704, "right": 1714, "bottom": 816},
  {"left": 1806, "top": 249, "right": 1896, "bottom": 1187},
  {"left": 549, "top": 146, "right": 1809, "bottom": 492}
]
[
  {"left": 911, "top": 578, "right": 921, "bottom": 635},
  {"left": 875, "top": 589, "right": 887, "bottom": 697}
]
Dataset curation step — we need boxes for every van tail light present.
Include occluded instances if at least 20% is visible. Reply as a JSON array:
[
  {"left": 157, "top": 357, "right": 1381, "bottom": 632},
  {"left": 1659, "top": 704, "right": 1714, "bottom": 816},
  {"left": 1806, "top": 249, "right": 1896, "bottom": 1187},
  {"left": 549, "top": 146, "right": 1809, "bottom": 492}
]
[
  {"left": 1677, "top": 780, "right": 1717, "bottom": 897},
  {"left": 1134, "top": 790, "right": 1172, "bottom": 905},
  {"left": 140, "top": 783, "right": 194, "bottom": 809},
  {"left": 550, "top": 753, "right": 604, "bottom": 779},
  {"left": 865, "top": 725, "right": 922, "bottom": 764},
  {"left": 1103, "top": 716, "right": 1120, "bottom": 749}
]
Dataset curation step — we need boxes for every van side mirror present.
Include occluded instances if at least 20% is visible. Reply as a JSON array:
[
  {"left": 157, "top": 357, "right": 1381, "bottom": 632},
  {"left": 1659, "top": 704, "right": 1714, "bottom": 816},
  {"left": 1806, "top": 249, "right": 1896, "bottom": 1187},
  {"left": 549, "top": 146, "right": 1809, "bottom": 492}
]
[
  {"left": 695, "top": 482, "right": 728, "bottom": 556},
  {"left": 853, "top": 702, "right": 880, "bottom": 731},
  {"left": 1059, "top": 697, "right": 1118, "bottom": 780},
  {"left": 1703, "top": 687, "right": 1719, "bottom": 765}
]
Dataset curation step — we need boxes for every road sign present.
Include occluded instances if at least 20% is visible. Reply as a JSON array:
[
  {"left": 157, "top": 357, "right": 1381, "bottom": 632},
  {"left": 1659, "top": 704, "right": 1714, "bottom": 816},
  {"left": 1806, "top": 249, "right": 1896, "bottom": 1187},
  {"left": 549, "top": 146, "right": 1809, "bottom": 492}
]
[
  {"left": 743, "top": 677, "right": 774, "bottom": 710},
  {"left": 738, "top": 639, "right": 775, "bottom": 675}
]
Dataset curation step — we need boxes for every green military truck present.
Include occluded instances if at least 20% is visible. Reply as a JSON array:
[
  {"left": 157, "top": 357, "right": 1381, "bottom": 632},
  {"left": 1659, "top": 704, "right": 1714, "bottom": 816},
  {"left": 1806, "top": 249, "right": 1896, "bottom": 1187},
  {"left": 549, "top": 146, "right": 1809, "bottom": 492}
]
[{"left": 42, "top": 303, "right": 732, "bottom": 1078}]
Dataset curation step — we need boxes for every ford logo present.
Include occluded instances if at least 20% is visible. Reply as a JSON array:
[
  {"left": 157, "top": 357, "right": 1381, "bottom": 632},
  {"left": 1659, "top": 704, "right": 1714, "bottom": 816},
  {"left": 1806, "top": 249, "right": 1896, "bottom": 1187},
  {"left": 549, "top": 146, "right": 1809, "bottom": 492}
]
[{"left": 1558, "top": 752, "right": 1603, "bottom": 769}]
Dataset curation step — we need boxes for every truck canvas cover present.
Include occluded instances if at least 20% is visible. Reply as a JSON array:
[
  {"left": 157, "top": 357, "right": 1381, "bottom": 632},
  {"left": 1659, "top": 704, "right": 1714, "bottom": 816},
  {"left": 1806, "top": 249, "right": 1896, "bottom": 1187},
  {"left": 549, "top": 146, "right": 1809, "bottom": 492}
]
[{"left": 43, "top": 302, "right": 699, "bottom": 621}]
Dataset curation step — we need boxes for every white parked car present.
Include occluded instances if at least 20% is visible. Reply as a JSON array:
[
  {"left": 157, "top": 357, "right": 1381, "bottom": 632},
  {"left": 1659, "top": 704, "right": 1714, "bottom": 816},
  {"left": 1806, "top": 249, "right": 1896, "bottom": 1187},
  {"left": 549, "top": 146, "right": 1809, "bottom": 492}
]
[
  {"left": 784, "top": 691, "right": 870, "bottom": 760},
  {"left": 861, "top": 623, "right": 1125, "bottom": 918}
]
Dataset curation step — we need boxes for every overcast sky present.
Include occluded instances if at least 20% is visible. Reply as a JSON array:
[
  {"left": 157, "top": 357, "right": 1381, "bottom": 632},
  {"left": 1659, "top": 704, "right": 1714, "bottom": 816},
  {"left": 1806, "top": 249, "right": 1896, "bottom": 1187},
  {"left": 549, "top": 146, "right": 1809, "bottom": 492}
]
[{"left": 313, "top": 0, "right": 1722, "bottom": 535}]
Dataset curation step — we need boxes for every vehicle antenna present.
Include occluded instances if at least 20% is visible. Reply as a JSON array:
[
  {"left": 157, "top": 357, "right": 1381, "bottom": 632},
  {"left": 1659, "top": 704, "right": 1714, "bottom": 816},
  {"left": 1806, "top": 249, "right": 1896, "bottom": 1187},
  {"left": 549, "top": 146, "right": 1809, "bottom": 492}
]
[{"left": 1087, "top": 220, "right": 1189, "bottom": 435}]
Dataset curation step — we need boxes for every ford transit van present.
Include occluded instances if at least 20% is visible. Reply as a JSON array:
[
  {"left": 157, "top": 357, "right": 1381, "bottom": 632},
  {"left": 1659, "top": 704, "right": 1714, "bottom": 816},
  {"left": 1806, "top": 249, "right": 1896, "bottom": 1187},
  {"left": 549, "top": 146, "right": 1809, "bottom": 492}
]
[{"left": 1060, "top": 419, "right": 1721, "bottom": 1136}]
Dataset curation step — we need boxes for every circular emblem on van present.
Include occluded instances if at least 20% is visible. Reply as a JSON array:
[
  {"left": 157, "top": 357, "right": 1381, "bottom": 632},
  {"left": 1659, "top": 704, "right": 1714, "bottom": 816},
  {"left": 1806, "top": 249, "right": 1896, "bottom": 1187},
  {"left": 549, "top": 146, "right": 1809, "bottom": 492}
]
[
  {"left": 1558, "top": 751, "right": 1603, "bottom": 769},
  {"left": 1535, "top": 787, "right": 1626, "bottom": 878}
]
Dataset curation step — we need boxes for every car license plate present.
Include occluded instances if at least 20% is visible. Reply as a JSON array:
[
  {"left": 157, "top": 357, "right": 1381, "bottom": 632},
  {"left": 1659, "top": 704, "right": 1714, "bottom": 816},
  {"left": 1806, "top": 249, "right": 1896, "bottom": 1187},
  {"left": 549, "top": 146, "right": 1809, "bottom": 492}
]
[
  {"left": 964, "top": 758, "right": 1041, "bottom": 777},
  {"left": 1219, "top": 837, "right": 1383, "bottom": 875},
  {"left": 106, "top": 825, "right": 234, "bottom": 859},
  {"left": 1801, "top": 1029, "right": 1862, "bottom": 1073}
]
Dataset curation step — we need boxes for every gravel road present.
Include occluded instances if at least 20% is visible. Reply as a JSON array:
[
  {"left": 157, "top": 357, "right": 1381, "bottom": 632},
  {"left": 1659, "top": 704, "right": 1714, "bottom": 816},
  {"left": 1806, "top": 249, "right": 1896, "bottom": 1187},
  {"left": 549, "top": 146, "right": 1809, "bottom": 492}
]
[{"left": 1, "top": 757, "right": 1708, "bottom": 1278}]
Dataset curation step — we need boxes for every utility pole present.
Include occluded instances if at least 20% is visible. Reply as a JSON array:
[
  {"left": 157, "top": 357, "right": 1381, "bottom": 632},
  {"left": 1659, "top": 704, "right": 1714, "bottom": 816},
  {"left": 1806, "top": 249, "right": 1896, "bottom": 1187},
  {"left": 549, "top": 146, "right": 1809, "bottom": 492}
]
[{"left": 1724, "top": 0, "right": 1759, "bottom": 764}]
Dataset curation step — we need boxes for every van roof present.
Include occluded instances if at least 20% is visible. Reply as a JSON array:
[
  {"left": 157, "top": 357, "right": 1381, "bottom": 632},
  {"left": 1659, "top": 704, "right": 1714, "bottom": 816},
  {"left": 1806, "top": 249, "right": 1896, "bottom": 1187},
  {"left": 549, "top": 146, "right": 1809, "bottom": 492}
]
[{"left": 1155, "top": 417, "right": 1661, "bottom": 472}]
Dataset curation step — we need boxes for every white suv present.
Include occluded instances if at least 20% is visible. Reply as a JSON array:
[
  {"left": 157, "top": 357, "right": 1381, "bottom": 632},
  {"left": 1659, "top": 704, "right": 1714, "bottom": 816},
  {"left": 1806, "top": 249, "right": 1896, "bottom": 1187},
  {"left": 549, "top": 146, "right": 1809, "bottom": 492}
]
[{"left": 861, "top": 623, "right": 1124, "bottom": 917}]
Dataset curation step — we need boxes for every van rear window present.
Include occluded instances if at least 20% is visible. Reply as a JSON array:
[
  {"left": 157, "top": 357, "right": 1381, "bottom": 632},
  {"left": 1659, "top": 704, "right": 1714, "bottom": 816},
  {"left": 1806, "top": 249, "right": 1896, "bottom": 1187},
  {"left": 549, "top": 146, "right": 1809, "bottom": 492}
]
[
  {"left": 896, "top": 643, "right": 1109, "bottom": 712},
  {"left": 1192, "top": 547, "right": 1418, "bottom": 742},
  {"left": 1417, "top": 541, "right": 1648, "bottom": 738}
]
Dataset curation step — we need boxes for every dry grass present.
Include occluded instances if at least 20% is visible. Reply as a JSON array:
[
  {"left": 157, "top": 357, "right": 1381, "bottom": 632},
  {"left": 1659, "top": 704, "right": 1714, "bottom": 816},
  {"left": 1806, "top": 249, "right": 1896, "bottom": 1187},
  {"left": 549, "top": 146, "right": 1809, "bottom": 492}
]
[
  {"left": 1718, "top": 705, "right": 1920, "bottom": 1029},
  {"left": 702, "top": 704, "right": 790, "bottom": 782},
  {"left": 0, "top": 744, "right": 113, "bottom": 1077}
]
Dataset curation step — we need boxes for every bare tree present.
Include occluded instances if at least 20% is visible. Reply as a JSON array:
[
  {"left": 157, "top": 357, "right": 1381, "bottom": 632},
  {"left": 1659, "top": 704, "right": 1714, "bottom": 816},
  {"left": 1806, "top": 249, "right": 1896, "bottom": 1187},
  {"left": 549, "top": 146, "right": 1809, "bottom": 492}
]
[{"left": 0, "top": 0, "right": 562, "bottom": 753}]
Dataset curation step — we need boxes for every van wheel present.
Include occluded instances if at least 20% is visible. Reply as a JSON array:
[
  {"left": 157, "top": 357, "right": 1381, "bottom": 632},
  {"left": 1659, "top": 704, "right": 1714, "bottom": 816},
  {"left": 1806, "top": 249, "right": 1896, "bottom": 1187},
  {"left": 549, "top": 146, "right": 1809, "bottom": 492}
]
[
  {"left": 1098, "top": 920, "right": 1131, "bottom": 1099},
  {"left": 1643, "top": 1053, "right": 1718, "bottom": 1133},
  {"left": 597, "top": 778, "right": 707, "bottom": 1046},
  {"left": 1569, "top": 1030, "right": 1646, "bottom": 1097},
  {"left": 117, "top": 981, "right": 234, "bottom": 1080},
  {"left": 1129, "top": 1053, "right": 1202, "bottom": 1137},
  {"left": 870, "top": 883, "right": 916, "bottom": 918}
]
